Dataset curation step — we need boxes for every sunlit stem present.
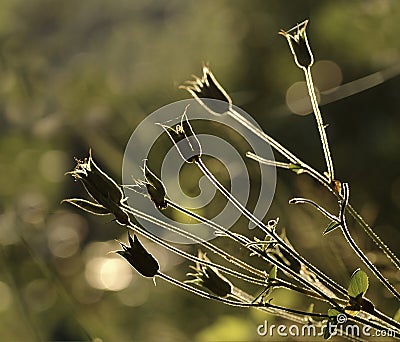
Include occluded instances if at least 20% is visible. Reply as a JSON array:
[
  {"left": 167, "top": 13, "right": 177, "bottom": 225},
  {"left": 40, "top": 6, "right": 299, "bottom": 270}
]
[
  {"left": 304, "top": 67, "right": 335, "bottom": 182},
  {"left": 167, "top": 199, "right": 342, "bottom": 304},
  {"left": 164, "top": 199, "right": 266, "bottom": 278},
  {"left": 346, "top": 203, "right": 400, "bottom": 271},
  {"left": 372, "top": 308, "right": 400, "bottom": 331},
  {"left": 210, "top": 86, "right": 397, "bottom": 271},
  {"left": 247, "top": 123, "right": 400, "bottom": 271},
  {"left": 289, "top": 197, "right": 339, "bottom": 222},
  {"left": 348, "top": 314, "right": 400, "bottom": 339},
  {"left": 246, "top": 152, "right": 292, "bottom": 169},
  {"left": 228, "top": 108, "right": 330, "bottom": 185},
  {"left": 339, "top": 184, "right": 400, "bottom": 301},
  {"left": 195, "top": 157, "right": 346, "bottom": 303},
  {"left": 158, "top": 271, "right": 329, "bottom": 319},
  {"left": 165, "top": 199, "right": 251, "bottom": 245},
  {"left": 157, "top": 272, "right": 262, "bottom": 308},
  {"left": 120, "top": 207, "right": 267, "bottom": 286},
  {"left": 273, "top": 279, "right": 348, "bottom": 306}
]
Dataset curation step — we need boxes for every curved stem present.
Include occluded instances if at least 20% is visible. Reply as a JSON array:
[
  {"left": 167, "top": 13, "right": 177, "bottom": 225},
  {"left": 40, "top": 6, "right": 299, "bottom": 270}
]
[
  {"left": 339, "top": 184, "right": 400, "bottom": 301},
  {"left": 289, "top": 197, "right": 339, "bottom": 222},
  {"left": 230, "top": 102, "right": 399, "bottom": 271},
  {"left": 346, "top": 203, "right": 400, "bottom": 270},
  {"left": 195, "top": 158, "right": 345, "bottom": 304}
]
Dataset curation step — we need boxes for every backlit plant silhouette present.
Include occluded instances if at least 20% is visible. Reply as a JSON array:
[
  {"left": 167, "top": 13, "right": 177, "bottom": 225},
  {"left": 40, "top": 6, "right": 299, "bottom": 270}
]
[{"left": 64, "top": 20, "right": 400, "bottom": 340}]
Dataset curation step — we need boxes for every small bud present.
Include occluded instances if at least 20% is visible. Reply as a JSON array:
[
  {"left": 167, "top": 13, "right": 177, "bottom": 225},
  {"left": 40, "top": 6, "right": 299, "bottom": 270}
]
[
  {"left": 279, "top": 20, "right": 314, "bottom": 69},
  {"left": 65, "top": 150, "right": 130, "bottom": 225},
  {"left": 116, "top": 234, "right": 160, "bottom": 278},
  {"left": 143, "top": 161, "right": 167, "bottom": 210},
  {"left": 186, "top": 250, "right": 232, "bottom": 297},
  {"left": 160, "top": 108, "right": 202, "bottom": 163},
  {"left": 180, "top": 65, "right": 232, "bottom": 115}
]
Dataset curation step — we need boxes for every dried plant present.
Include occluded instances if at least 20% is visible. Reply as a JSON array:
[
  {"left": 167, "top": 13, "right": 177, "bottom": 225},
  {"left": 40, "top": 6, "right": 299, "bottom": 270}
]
[{"left": 64, "top": 20, "right": 400, "bottom": 340}]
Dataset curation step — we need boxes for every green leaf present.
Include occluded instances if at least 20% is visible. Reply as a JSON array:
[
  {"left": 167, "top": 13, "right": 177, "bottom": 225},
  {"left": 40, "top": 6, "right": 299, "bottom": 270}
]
[
  {"left": 327, "top": 308, "right": 341, "bottom": 317},
  {"left": 288, "top": 163, "right": 305, "bottom": 174},
  {"left": 323, "top": 221, "right": 341, "bottom": 235},
  {"left": 62, "top": 198, "right": 110, "bottom": 215},
  {"left": 394, "top": 308, "right": 400, "bottom": 323},
  {"left": 268, "top": 266, "right": 277, "bottom": 280},
  {"left": 348, "top": 269, "right": 369, "bottom": 298}
]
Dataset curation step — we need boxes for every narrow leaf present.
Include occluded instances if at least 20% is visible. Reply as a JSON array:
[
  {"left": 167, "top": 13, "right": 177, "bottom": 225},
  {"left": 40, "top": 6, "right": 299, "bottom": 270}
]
[
  {"left": 288, "top": 163, "right": 305, "bottom": 174},
  {"left": 348, "top": 269, "right": 369, "bottom": 298},
  {"left": 62, "top": 198, "right": 110, "bottom": 215},
  {"left": 268, "top": 266, "right": 277, "bottom": 280},
  {"left": 323, "top": 221, "right": 341, "bottom": 235},
  {"left": 394, "top": 308, "right": 400, "bottom": 323},
  {"left": 327, "top": 308, "right": 341, "bottom": 317}
]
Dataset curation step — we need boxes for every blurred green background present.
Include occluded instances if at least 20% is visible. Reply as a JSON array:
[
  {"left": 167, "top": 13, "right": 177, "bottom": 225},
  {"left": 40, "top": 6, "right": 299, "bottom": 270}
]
[{"left": 0, "top": 0, "right": 399, "bottom": 341}]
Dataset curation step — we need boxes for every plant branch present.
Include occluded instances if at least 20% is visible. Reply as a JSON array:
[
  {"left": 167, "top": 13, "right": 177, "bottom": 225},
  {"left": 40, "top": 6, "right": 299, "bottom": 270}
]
[
  {"left": 339, "top": 184, "right": 400, "bottom": 301},
  {"left": 195, "top": 157, "right": 347, "bottom": 303},
  {"left": 304, "top": 66, "right": 335, "bottom": 182}
]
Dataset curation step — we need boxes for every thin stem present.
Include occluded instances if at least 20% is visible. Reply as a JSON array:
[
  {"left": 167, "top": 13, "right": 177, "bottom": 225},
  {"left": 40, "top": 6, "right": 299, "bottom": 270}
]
[
  {"left": 346, "top": 203, "right": 400, "bottom": 270},
  {"left": 274, "top": 279, "right": 348, "bottom": 306},
  {"left": 372, "top": 308, "right": 400, "bottom": 331},
  {"left": 229, "top": 108, "right": 330, "bottom": 185},
  {"left": 304, "top": 67, "right": 335, "bottom": 182},
  {"left": 165, "top": 199, "right": 265, "bottom": 277},
  {"left": 122, "top": 219, "right": 266, "bottom": 286},
  {"left": 229, "top": 109, "right": 302, "bottom": 166},
  {"left": 289, "top": 197, "right": 339, "bottom": 222},
  {"left": 346, "top": 314, "right": 400, "bottom": 339},
  {"left": 165, "top": 200, "right": 251, "bottom": 246},
  {"left": 157, "top": 271, "right": 265, "bottom": 308},
  {"left": 230, "top": 103, "right": 399, "bottom": 271},
  {"left": 158, "top": 271, "right": 329, "bottom": 318},
  {"left": 195, "top": 158, "right": 344, "bottom": 304},
  {"left": 196, "top": 157, "right": 347, "bottom": 299},
  {"left": 245, "top": 152, "right": 292, "bottom": 169},
  {"left": 121, "top": 204, "right": 266, "bottom": 285},
  {"left": 159, "top": 271, "right": 398, "bottom": 339},
  {"left": 339, "top": 184, "right": 400, "bottom": 301}
]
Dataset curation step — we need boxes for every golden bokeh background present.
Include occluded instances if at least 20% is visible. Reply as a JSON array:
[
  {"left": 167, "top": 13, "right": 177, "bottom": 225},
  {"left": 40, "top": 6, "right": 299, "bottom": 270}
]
[{"left": 0, "top": 1, "right": 399, "bottom": 340}]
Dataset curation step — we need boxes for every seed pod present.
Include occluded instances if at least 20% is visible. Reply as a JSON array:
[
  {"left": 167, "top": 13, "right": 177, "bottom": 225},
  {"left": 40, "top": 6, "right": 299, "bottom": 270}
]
[
  {"left": 186, "top": 250, "right": 232, "bottom": 298},
  {"left": 279, "top": 20, "right": 314, "bottom": 69},
  {"left": 180, "top": 65, "right": 232, "bottom": 116},
  {"left": 64, "top": 150, "right": 130, "bottom": 225},
  {"left": 144, "top": 161, "right": 167, "bottom": 210},
  {"left": 161, "top": 109, "right": 202, "bottom": 163},
  {"left": 116, "top": 234, "right": 160, "bottom": 278}
]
